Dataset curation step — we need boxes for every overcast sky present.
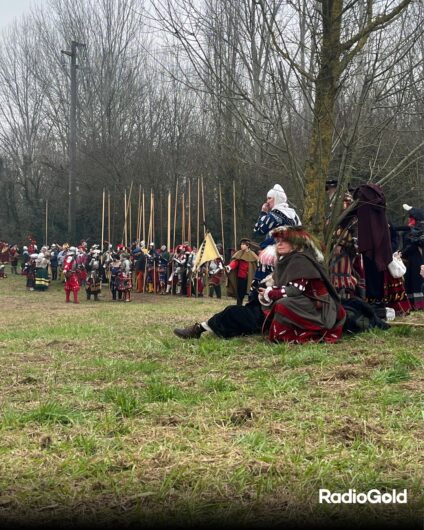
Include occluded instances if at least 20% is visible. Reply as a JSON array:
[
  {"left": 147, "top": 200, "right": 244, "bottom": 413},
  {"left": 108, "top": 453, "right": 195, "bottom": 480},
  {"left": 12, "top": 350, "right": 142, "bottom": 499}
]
[{"left": 0, "top": 0, "right": 37, "bottom": 31}]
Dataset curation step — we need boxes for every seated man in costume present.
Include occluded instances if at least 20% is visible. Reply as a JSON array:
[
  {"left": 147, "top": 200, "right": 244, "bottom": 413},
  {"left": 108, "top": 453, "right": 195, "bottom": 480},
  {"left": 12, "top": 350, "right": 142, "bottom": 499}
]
[{"left": 174, "top": 226, "right": 345, "bottom": 344}]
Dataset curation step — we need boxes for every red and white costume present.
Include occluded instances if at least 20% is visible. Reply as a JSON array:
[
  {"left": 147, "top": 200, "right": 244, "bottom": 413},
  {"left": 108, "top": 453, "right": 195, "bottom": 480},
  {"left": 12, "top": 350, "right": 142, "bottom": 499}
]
[{"left": 63, "top": 248, "right": 80, "bottom": 303}]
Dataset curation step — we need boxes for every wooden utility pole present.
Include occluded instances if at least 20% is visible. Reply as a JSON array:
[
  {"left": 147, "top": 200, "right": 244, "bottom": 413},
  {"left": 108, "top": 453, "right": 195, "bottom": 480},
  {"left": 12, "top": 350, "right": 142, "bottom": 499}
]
[{"left": 61, "top": 40, "right": 85, "bottom": 241}]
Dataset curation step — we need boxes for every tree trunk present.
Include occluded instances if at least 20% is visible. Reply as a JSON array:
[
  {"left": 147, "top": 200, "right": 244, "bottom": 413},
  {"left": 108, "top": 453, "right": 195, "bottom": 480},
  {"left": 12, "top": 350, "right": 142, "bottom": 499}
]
[{"left": 302, "top": 0, "right": 342, "bottom": 238}]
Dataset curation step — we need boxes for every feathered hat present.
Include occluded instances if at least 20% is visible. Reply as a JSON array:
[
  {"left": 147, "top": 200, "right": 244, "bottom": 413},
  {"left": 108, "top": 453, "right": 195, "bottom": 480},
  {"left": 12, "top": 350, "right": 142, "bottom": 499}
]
[
  {"left": 403, "top": 204, "right": 424, "bottom": 225},
  {"left": 271, "top": 226, "right": 324, "bottom": 262}
]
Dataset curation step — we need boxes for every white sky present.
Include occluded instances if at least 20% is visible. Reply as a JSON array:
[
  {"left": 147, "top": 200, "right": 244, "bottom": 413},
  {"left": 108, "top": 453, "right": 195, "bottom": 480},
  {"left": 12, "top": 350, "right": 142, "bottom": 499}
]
[{"left": 0, "top": 0, "right": 38, "bottom": 30}]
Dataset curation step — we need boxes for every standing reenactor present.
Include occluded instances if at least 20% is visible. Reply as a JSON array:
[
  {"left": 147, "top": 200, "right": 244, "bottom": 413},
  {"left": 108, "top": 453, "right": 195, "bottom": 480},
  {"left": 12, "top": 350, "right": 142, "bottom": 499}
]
[
  {"left": 50, "top": 244, "right": 59, "bottom": 280},
  {"left": 134, "top": 247, "right": 146, "bottom": 293},
  {"left": 86, "top": 247, "right": 102, "bottom": 301},
  {"left": 158, "top": 245, "right": 170, "bottom": 294},
  {"left": 226, "top": 239, "right": 258, "bottom": 306},
  {"left": 252, "top": 184, "right": 301, "bottom": 293},
  {"left": 9, "top": 245, "right": 19, "bottom": 275},
  {"left": 102, "top": 243, "right": 113, "bottom": 284},
  {"left": 109, "top": 254, "right": 122, "bottom": 301},
  {"left": 24, "top": 254, "right": 37, "bottom": 290},
  {"left": 117, "top": 252, "right": 133, "bottom": 302},
  {"left": 21, "top": 246, "right": 30, "bottom": 273},
  {"left": 207, "top": 257, "right": 224, "bottom": 298},
  {"left": 34, "top": 247, "right": 51, "bottom": 291},
  {"left": 63, "top": 247, "right": 80, "bottom": 303}
]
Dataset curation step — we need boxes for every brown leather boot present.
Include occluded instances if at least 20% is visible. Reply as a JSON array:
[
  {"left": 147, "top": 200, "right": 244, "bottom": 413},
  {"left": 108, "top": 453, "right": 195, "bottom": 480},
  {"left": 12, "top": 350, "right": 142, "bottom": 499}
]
[{"left": 173, "top": 323, "right": 205, "bottom": 339}]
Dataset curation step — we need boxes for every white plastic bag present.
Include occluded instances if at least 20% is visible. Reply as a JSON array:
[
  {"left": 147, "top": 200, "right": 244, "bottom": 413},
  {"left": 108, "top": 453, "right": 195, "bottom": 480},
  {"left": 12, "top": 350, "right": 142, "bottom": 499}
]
[{"left": 387, "top": 252, "right": 406, "bottom": 279}]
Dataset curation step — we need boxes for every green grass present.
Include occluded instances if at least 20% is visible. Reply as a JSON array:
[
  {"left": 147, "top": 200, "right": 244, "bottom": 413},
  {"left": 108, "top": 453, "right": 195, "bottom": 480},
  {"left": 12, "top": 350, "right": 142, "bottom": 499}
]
[{"left": 0, "top": 271, "right": 423, "bottom": 527}]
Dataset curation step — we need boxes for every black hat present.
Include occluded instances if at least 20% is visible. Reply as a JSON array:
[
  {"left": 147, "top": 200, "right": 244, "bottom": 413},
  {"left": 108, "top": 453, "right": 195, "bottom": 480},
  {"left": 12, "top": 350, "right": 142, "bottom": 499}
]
[
  {"left": 325, "top": 179, "right": 338, "bottom": 191},
  {"left": 239, "top": 238, "right": 251, "bottom": 246}
]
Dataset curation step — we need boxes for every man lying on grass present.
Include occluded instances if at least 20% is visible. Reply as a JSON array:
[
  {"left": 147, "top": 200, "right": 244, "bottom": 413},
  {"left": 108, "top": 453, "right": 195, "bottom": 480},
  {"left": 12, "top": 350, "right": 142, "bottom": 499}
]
[{"left": 174, "top": 226, "right": 346, "bottom": 343}]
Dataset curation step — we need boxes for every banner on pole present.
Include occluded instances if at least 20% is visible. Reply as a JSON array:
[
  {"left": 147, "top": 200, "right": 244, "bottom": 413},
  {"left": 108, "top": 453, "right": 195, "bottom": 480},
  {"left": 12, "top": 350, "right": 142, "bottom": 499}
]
[{"left": 193, "top": 232, "right": 221, "bottom": 273}]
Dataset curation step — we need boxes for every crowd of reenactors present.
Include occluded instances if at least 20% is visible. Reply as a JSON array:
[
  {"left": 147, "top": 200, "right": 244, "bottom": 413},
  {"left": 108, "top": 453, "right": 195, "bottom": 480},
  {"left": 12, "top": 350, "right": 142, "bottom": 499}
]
[
  {"left": 1, "top": 181, "right": 423, "bottom": 317},
  {"left": 0, "top": 237, "right": 227, "bottom": 303}
]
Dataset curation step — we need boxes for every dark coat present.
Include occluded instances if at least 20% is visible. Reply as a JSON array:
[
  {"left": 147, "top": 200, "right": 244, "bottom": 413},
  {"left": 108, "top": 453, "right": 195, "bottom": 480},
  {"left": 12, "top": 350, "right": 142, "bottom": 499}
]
[{"left": 353, "top": 184, "right": 392, "bottom": 272}]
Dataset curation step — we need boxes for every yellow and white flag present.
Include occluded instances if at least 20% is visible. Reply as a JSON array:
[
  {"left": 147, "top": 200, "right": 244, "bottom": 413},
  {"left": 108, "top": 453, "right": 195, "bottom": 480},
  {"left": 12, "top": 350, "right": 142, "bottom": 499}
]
[{"left": 192, "top": 232, "right": 221, "bottom": 273}]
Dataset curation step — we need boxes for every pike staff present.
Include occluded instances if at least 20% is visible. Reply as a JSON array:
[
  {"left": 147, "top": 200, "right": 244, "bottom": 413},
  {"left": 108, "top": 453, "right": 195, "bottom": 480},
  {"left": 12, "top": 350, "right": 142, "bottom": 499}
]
[
  {"left": 167, "top": 191, "right": 171, "bottom": 250},
  {"left": 233, "top": 180, "right": 237, "bottom": 251},
  {"left": 142, "top": 189, "right": 146, "bottom": 243},
  {"left": 173, "top": 178, "right": 178, "bottom": 251},
  {"left": 219, "top": 182, "right": 225, "bottom": 257},
  {"left": 124, "top": 189, "right": 127, "bottom": 246},
  {"left": 101, "top": 188, "right": 105, "bottom": 251},
  {"left": 137, "top": 185, "right": 141, "bottom": 242},
  {"left": 182, "top": 192, "right": 185, "bottom": 243},
  {"left": 129, "top": 195, "right": 132, "bottom": 244},
  {"left": 197, "top": 178, "right": 200, "bottom": 249},
  {"left": 123, "top": 181, "right": 134, "bottom": 247},
  {"left": 45, "top": 199, "right": 48, "bottom": 246},
  {"left": 151, "top": 190, "right": 155, "bottom": 245},
  {"left": 201, "top": 176, "right": 206, "bottom": 237},
  {"left": 188, "top": 179, "right": 191, "bottom": 245},
  {"left": 108, "top": 191, "right": 111, "bottom": 245}
]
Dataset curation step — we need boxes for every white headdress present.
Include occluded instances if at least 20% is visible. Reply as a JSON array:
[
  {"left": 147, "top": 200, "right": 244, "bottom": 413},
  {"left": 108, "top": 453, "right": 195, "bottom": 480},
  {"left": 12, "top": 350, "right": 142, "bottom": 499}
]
[{"left": 267, "top": 184, "right": 301, "bottom": 224}]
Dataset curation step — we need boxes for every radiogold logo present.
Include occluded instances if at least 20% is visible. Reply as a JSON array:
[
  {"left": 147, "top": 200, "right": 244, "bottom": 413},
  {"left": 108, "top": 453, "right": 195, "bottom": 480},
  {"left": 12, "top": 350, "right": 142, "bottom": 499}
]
[{"left": 319, "top": 489, "right": 408, "bottom": 504}]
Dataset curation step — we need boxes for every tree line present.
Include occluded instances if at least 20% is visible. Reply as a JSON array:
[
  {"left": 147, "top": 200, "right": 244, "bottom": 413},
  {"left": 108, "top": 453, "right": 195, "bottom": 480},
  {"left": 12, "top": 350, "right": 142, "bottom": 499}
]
[{"left": 0, "top": 0, "right": 423, "bottom": 249}]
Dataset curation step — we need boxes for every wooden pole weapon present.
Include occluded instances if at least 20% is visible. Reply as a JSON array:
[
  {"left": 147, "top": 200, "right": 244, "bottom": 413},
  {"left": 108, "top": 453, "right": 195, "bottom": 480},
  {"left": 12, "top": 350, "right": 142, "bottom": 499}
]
[
  {"left": 173, "top": 178, "right": 178, "bottom": 251},
  {"left": 101, "top": 188, "right": 105, "bottom": 251},
  {"left": 219, "top": 182, "right": 225, "bottom": 257},
  {"left": 188, "top": 179, "right": 191, "bottom": 245},
  {"left": 233, "top": 180, "right": 237, "bottom": 251},
  {"left": 137, "top": 185, "right": 141, "bottom": 242},
  {"left": 201, "top": 176, "right": 206, "bottom": 237},
  {"left": 182, "top": 192, "right": 185, "bottom": 243},
  {"left": 196, "top": 178, "right": 200, "bottom": 249},
  {"left": 152, "top": 190, "right": 155, "bottom": 245},
  {"left": 45, "top": 199, "right": 48, "bottom": 246},
  {"left": 167, "top": 191, "right": 171, "bottom": 250},
  {"left": 123, "top": 181, "right": 134, "bottom": 247},
  {"left": 129, "top": 194, "right": 132, "bottom": 245},
  {"left": 124, "top": 189, "right": 127, "bottom": 246},
  {"left": 108, "top": 191, "right": 111, "bottom": 246}
]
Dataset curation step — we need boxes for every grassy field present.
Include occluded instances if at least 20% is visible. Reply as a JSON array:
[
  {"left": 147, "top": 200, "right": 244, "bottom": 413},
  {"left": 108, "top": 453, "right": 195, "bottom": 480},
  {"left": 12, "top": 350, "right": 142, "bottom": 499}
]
[{"left": 0, "top": 269, "right": 423, "bottom": 528}]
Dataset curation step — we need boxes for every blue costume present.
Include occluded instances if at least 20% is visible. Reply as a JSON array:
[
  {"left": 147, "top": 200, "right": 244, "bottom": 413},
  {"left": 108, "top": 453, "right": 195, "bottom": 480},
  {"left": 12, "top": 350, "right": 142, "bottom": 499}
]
[{"left": 251, "top": 184, "right": 301, "bottom": 295}]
